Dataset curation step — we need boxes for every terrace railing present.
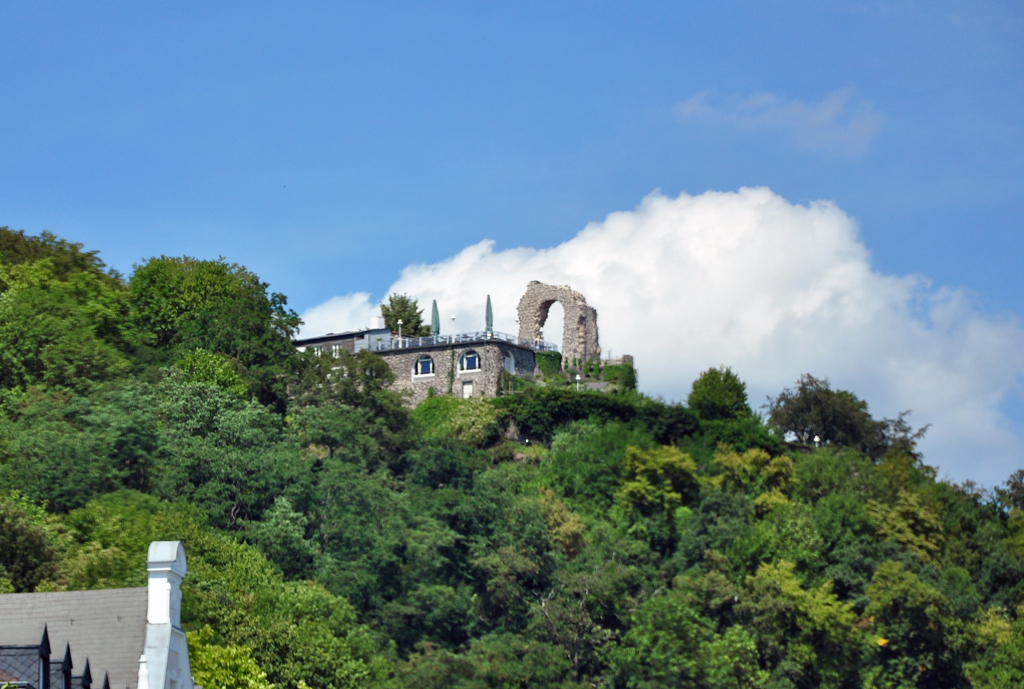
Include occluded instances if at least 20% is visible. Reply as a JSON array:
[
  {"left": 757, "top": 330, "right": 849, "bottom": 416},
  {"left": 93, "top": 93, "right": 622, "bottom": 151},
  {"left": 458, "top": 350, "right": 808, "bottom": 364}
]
[{"left": 376, "top": 330, "right": 558, "bottom": 353}]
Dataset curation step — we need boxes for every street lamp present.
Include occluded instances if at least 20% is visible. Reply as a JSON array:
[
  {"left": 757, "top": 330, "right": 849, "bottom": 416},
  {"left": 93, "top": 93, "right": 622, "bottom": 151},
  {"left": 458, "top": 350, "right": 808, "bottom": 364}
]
[
  {"left": 575, "top": 374, "right": 581, "bottom": 392},
  {"left": 397, "top": 319, "right": 403, "bottom": 347}
]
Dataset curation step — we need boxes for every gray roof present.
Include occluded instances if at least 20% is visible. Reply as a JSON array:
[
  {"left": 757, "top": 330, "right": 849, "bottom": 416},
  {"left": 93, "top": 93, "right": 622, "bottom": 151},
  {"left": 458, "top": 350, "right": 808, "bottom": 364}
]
[{"left": 0, "top": 588, "right": 147, "bottom": 689}]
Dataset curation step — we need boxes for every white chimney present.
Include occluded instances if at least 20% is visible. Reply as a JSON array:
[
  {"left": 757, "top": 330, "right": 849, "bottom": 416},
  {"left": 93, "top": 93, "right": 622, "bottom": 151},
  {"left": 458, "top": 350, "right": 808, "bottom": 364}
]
[
  {"left": 370, "top": 315, "right": 386, "bottom": 330},
  {"left": 142, "top": 542, "right": 193, "bottom": 689},
  {"left": 146, "top": 542, "right": 186, "bottom": 626}
]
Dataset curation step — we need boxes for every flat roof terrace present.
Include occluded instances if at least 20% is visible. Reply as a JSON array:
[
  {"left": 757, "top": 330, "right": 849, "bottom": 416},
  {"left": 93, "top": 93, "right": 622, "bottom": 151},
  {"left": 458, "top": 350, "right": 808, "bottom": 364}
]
[
  {"left": 295, "top": 329, "right": 558, "bottom": 354},
  {"left": 379, "top": 330, "right": 558, "bottom": 353}
]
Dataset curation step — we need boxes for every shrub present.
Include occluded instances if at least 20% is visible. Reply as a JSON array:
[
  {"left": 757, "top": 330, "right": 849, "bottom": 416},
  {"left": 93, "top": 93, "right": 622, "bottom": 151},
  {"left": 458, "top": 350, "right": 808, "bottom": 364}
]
[
  {"left": 603, "top": 362, "right": 637, "bottom": 390},
  {"left": 414, "top": 396, "right": 499, "bottom": 447},
  {"left": 535, "top": 352, "right": 562, "bottom": 378}
]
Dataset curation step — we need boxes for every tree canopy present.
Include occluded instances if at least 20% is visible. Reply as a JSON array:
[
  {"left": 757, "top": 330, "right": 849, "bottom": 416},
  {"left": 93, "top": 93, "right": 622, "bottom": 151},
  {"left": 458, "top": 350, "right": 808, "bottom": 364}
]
[
  {"left": 688, "top": 366, "right": 752, "bottom": 421},
  {"left": 2, "top": 229, "right": 1022, "bottom": 689},
  {"left": 381, "top": 293, "right": 431, "bottom": 336}
]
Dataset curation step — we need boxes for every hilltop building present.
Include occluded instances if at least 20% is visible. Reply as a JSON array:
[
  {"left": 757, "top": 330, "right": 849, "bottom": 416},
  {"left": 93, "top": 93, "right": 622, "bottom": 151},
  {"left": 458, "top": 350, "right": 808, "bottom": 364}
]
[
  {"left": 294, "top": 281, "right": 612, "bottom": 405},
  {"left": 0, "top": 542, "right": 194, "bottom": 689}
]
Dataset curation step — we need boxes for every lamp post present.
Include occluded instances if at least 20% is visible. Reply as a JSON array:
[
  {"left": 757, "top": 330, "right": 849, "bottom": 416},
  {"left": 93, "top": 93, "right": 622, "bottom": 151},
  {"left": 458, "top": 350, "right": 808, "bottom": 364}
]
[
  {"left": 397, "top": 319, "right": 403, "bottom": 347},
  {"left": 575, "top": 374, "right": 581, "bottom": 392}
]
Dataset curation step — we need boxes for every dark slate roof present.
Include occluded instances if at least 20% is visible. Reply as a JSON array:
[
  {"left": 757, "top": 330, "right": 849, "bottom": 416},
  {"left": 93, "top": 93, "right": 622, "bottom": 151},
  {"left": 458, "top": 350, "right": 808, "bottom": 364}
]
[
  {"left": 0, "top": 589, "right": 147, "bottom": 689},
  {"left": 0, "top": 645, "right": 44, "bottom": 689}
]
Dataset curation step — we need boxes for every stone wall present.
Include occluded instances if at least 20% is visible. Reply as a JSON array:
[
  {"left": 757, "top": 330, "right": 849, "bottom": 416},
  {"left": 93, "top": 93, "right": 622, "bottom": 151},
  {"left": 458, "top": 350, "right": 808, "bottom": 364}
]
[
  {"left": 516, "top": 281, "right": 601, "bottom": 367},
  {"left": 381, "top": 341, "right": 536, "bottom": 406}
]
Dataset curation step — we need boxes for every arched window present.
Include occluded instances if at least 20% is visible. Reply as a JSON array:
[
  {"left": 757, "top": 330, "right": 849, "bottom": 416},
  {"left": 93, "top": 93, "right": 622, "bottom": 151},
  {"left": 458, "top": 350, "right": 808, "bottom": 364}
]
[
  {"left": 414, "top": 355, "right": 434, "bottom": 375},
  {"left": 460, "top": 350, "right": 480, "bottom": 371}
]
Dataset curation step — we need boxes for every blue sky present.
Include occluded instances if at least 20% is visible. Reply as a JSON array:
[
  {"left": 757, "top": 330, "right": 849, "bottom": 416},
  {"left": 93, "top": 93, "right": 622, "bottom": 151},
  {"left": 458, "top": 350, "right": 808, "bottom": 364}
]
[{"left": 2, "top": 2, "right": 1023, "bottom": 482}]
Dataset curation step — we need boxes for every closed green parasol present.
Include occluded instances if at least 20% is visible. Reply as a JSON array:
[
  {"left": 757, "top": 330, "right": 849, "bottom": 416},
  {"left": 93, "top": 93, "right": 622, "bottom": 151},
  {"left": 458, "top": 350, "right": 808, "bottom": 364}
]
[
  {"left": 431, "top": 300, "right": 440, "bottom": 337},
  {"left": 485, "top": 295, "right": 493, "bottom": 333}
]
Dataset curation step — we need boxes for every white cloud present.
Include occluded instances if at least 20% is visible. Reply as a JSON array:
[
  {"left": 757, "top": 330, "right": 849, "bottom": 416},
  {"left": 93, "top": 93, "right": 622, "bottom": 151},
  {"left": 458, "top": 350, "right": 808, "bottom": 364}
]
[
  {"left": 299, "top": 292, "right": 377, "bottom": 339},
  {"left": 301, "top": 188, "right": 1024, "bottom": 487},
  {"left": 678, "top": 89, "right": 884, "bottom": 156}
]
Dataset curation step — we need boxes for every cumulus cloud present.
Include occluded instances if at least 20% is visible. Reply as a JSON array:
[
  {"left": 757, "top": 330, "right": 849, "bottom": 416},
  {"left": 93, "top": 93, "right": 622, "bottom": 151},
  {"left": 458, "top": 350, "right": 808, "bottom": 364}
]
[
  {"left": 300, "top": 188, "right": 1024, "bottom": 486},
  {"left": 300, "top": 292, "right": 378, "bottom": 340},
  {"left": 677, "top": 89, "right": 884, "bottom": 156}
]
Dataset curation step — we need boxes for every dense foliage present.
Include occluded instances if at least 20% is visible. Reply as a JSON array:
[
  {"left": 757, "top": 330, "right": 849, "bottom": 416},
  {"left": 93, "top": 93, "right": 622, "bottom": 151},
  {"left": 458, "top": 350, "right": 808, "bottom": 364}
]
[{"left": 2, "top": 228, "right": 1023, "bottom": 689}]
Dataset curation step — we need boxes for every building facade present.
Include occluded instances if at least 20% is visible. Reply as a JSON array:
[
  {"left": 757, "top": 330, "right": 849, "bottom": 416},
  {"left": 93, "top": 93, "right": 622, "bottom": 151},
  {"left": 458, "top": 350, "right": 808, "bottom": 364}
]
[
  {"left": 294, "top": 281, "right": 616, "bottom": 406},
  {"left": 296, "top": 329, "right": 551, "bottom": 406}
]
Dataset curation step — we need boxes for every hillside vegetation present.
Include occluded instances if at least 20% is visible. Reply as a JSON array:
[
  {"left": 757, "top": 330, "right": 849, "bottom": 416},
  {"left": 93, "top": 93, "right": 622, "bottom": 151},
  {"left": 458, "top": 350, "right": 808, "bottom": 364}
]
[{"left": 2, "top": 227, "right": 1023, "bottom": 689}]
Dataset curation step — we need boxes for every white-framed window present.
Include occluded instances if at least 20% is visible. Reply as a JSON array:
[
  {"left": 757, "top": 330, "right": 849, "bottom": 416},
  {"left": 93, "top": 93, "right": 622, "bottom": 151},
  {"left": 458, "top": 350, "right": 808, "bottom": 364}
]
[
  {"left": 414, "top": 355, "right": 434, "bottom": 376},
  {"left": 460, "top": 350, "right": 481, "bottom": 371}
]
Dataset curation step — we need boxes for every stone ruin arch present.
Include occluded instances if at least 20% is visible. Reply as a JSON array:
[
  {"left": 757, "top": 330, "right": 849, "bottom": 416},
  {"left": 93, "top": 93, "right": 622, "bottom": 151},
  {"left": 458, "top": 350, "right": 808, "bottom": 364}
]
[{"left": 517, "top": 281, "right": 600, "bottom": 368}]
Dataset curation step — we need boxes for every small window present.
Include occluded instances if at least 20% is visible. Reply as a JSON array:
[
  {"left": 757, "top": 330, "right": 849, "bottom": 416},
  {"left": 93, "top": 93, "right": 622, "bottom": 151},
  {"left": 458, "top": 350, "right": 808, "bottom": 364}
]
[
  {"left": 460, "top": 351, "right": 480, "bottom": 371},
  {"left": 414, "top": 355, "right": 434, "bottom": 375}
]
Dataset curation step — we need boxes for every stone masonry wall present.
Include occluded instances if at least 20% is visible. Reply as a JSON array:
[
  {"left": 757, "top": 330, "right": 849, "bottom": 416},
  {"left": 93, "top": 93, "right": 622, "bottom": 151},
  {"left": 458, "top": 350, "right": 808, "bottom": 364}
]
[
  {"left": 516, "top": 281, "right": 601, "bottom": 367},
  {"left": 381, "top": 341, "right": 536, "bottom": 407}
]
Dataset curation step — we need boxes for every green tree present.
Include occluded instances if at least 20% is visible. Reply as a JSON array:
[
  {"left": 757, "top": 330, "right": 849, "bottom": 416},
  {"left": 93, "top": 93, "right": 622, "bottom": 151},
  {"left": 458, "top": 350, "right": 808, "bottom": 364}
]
[
  {"left": 187, "top": 625, "right": 274, "bottom": 689},
  {"left": 538, "top": 420, "right": 653, "bottom": 514},
  {"left": 0, "top": 228, "right": 121, "bottom": 289},
  {"left": 0, "top": 260, "right": 131, "bottom": 392},
  {"left": 737, "top": 560, "right": 863, "bottom": 689},
  {"left": 711, "top": 446, "right": 799, "bottom": 514},
  {"left": 397, "top": 633, "right": 571, "bottom": 689},
  {"left": 864, "top": 561, "right": 967, "bottom": 688},
  {"left": 0, "top": 492, "right": 62, "bottom": 591},
  {"left": 0, "top": 385, "right": 157, "bottom": 512},
  {"left": 290, "top": 349, "right": 412, "bottom": 460},
  {"left": 174, "top": 349, "right": 248, "bottom": 397},
  {"left": 611, "top": 588, "right": 713, "bottom": 687},
  {"left": 129, "top": 256, "right": 300, "bottom": 408},
  {"left": 866, "top": 490, "right": 945, "bottom": 564},
  {"left": 613, "top": 587, "right": 769, "bottom": 689},
  {"left": 701, "top": 625, "right": 770, "bottom": 689},
  {"left": 314, "top": 461, "right": 408, "bottom": 612},
  {"left": 767, "top": 374, "right": 928, "bottom": 459},
  {"left": 290, "top": 403, "right": 376, "bottom": 462},
  {"left": 529, "top": 568, "right": 620, "bottom": 681},
  {"left": 968, "top": 609, "right": 1024, "bottom": 689},
  {"left": 617, "top": 445, "right": 699, "bottom": 519},
  {"left": 243, "top": 496, "right": 318, "bottom": 580},
  {"left": 380, "top": 293, "right": 430, "bottom": 336},
  {"left": 688, "top": 367, "right": 751, "bottom": 421},
  {"left": 152, "top": 378, "right": 305, "bottom": 528}
]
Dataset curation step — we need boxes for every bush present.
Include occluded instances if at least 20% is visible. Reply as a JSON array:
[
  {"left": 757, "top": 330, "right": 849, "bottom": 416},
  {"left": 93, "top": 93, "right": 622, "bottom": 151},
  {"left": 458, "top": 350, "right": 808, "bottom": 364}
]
[
  {"left": 603, "top": 362, "right": 637, "bottom": 390},
  {"left": 414, "top": 396, "right": 499, "bottom": 447},
  {"left": 535, "top": 352, "right": 562, "bottom": 378},
  {"left": 491, "top": 387, "right": 639, "bottom": 441}
]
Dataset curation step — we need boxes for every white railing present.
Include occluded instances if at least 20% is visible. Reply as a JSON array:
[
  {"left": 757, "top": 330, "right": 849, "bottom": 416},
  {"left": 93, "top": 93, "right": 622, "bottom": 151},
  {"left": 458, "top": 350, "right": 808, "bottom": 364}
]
[{"left": 376, "top": 330, "right": 558, "bottom": 353}]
